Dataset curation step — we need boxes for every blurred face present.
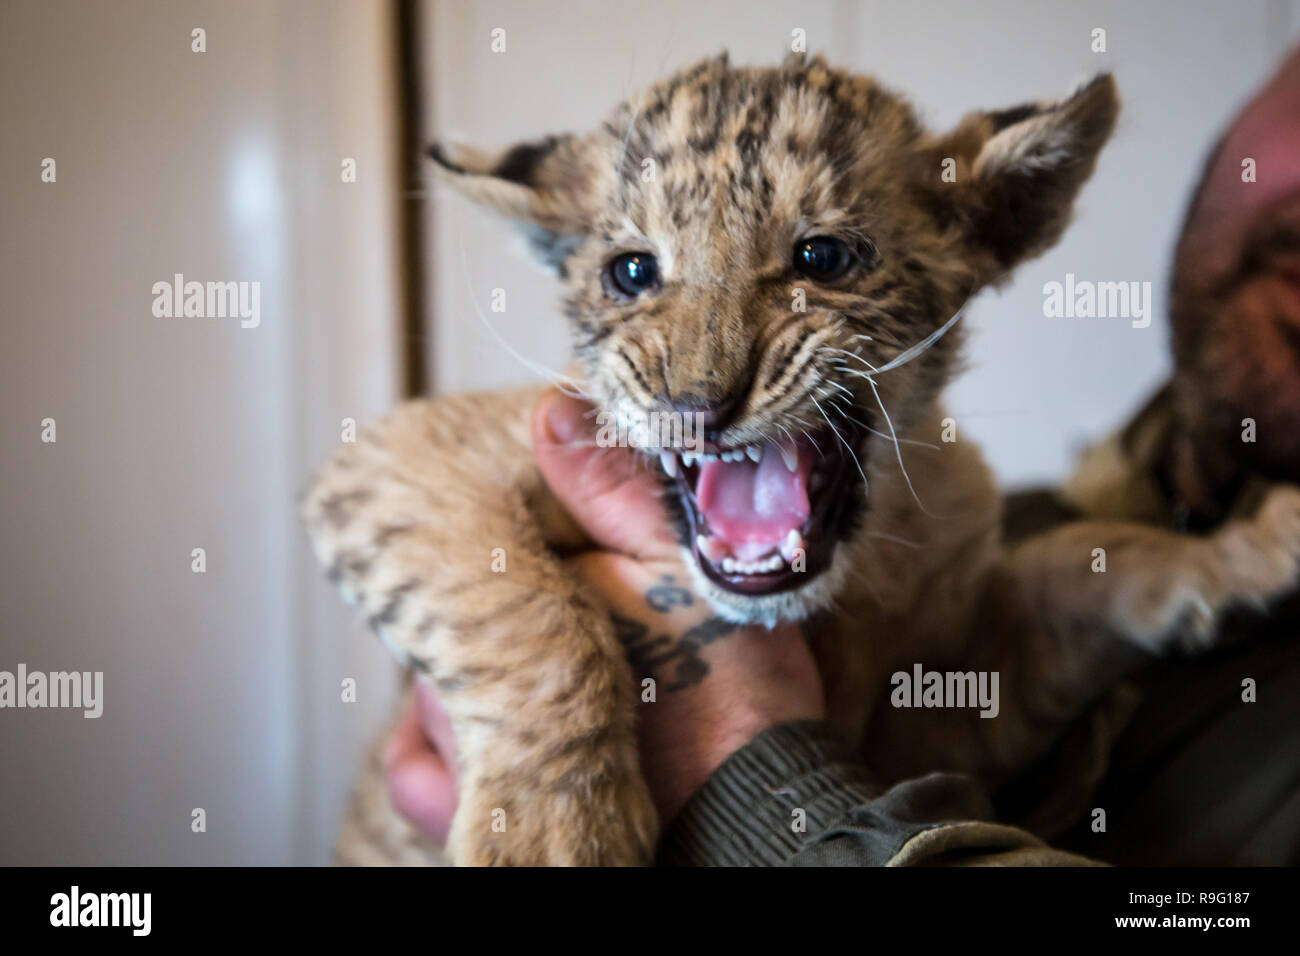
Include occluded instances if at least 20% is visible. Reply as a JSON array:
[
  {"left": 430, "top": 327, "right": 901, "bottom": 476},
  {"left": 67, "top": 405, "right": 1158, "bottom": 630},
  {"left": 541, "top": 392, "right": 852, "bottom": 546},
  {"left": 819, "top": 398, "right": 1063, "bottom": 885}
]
[{"left": 1170, "top": 48, "right": 1300, "bottom": 499}]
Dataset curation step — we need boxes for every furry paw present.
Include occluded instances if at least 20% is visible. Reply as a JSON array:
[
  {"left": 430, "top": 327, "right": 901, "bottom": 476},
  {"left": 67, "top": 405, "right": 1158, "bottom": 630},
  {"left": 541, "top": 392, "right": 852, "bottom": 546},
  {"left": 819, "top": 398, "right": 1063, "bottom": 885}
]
[
  {"left": 1251, "top": 483, "right": 1300, "bottom": 559},
  {"left": 1153, "top": 483, "right": 1300, "bottom": 652},
  {"left": 1212, "top": 483, "right": 1300, "bottom": 601},
  {"left": 448, "top": 770, "right": 657, "bottom": 867}
]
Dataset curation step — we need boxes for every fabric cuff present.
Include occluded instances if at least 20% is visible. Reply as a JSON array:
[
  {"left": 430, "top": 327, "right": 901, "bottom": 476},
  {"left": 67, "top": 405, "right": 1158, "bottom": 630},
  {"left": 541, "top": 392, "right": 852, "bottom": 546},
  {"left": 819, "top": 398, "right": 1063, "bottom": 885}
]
[{"left": 657, "top": 719, "right": 879, "bottom": 866}]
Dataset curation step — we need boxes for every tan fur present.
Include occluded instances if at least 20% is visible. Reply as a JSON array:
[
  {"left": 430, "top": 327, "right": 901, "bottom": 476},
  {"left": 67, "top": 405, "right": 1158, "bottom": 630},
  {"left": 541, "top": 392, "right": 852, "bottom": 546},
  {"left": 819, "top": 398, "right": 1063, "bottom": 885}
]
[{"left": 306, "top": 55, "right": 1300, "bottom": 865}]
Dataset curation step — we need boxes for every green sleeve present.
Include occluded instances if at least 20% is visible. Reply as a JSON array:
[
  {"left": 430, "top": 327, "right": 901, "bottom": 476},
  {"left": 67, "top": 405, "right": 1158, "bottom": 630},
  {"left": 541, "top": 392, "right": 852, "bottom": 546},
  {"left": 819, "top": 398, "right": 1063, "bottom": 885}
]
[{"left": 657, "top": 720, "right": 1099, "bottom": 867}]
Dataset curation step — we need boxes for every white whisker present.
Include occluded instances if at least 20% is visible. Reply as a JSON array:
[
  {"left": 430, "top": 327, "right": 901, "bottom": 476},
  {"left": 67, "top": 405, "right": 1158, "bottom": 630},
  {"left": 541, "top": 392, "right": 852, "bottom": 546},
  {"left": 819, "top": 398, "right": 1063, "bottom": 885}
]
[
  {"left": 860, "top": 361, "right": 939, "bottom": 518},
  {"left": 457, "top": 235, "right": 590, "bottom": 399},
  {"left": 865, "top": 530, "right": 923, "bottom": 549},
  {"left": 811, "top": 393, "right": 869, "bottom": 491}
]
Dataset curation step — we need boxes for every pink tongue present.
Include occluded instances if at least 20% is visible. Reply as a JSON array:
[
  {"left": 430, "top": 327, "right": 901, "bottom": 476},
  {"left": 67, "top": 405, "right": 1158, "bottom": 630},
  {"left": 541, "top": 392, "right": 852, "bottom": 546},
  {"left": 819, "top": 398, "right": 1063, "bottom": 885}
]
[{"left": 696, "top": 445, "right": 811, "bottom": 551}]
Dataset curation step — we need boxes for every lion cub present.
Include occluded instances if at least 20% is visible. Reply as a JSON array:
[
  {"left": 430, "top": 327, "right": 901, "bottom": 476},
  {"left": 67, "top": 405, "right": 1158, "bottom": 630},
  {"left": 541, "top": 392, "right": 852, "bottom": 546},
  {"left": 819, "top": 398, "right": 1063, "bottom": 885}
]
[{"left": 303, "top": 53, "right": 1300, "bottom": 865}]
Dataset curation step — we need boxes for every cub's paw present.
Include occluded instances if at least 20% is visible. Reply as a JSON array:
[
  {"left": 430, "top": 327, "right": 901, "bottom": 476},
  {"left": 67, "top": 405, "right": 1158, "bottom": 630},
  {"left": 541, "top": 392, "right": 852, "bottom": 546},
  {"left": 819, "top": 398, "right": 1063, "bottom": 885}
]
[
  {"left": 1212, "top": 484, "right": 1300, "bottom": 602},
  {"left": 1251, "top": 484, "right": 1300, "bottom": 559},
  {"left": 448, "top": 771, "right": 657, "bottom": 867},
  {"left": 1118, "top": 487, "right": 1300, "bottom": 654}
]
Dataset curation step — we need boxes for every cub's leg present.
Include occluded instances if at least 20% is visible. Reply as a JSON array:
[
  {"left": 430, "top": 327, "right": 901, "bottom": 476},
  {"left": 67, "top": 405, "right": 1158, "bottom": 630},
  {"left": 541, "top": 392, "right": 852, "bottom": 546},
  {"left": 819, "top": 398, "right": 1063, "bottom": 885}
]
[
  {"left": 983, "top": 484, "right": 1300, "bottom": 773},
  {"left": 302, "top": 387, "right": 657, "bottom": 866},
  {"left": 868, "top": 486, "right": 1300, "bottom": 784},
  {"left": 334, "top": 682, "right": 449, "bottom": 867}
]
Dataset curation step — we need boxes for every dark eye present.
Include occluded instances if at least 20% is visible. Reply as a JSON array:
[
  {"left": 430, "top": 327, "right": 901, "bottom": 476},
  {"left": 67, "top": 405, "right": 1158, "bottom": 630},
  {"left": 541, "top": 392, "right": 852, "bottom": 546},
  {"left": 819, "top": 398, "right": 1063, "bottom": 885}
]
[
  {"left": 793, "top": 236, "right": 857, "bottom": 282},
  {"left": 607, "top": 252, "right": 660, "bottom": 297}
]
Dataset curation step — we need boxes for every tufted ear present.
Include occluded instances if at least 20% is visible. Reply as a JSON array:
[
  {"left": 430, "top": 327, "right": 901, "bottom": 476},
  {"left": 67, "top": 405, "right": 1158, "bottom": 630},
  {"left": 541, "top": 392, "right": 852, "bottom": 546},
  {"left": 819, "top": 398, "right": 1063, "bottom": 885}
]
[
  {"left": 428, "top": 135, "right": 594, "bottom": 271},
  {"left": 933, "top": 74, "right": 1120, "bottom": 274}
]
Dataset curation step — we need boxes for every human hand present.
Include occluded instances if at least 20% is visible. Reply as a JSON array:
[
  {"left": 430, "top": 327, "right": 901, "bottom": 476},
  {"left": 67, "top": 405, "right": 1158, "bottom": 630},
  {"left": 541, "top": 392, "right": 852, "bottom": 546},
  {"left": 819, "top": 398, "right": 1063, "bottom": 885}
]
[{"left": 383, "top": 387, "right": 824, "bottom": 839}]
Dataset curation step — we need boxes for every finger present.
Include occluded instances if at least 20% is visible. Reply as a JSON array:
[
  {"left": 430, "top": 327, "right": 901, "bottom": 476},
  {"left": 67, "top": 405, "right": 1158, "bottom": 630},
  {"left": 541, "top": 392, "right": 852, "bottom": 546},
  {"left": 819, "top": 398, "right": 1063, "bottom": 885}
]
[
  {"left": 384, "top": 697, "right": 458, "bottom": 844},
  {"left": 533, "top": 388, "right": 679, "bottom": 559},
  {"left": 413, "top": 678, "right": 459, "bottom": 788}
]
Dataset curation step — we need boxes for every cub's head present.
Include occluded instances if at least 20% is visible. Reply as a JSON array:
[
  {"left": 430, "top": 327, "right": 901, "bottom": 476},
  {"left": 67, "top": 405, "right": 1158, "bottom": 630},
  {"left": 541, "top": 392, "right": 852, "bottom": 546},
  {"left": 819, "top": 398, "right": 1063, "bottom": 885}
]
[{"left": 433, "top": 53, "right": 1118, "bottom": 623}]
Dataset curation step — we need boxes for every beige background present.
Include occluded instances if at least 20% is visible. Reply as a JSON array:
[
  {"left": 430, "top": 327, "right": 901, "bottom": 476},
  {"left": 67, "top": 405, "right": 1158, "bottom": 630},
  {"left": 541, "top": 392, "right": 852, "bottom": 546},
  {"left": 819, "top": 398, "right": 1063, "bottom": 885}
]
[
  {"left": 1, "top": 0, "right": 1297, "bottom": 863},
  {"left": 0, "top": 0, "right": 404, "bottom": 864}
]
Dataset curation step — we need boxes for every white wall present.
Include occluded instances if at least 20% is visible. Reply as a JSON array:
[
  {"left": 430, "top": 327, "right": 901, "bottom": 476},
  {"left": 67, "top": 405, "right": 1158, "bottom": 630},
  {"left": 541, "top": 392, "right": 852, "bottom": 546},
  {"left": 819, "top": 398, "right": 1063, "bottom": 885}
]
[
  {"left": 423, "top": 0, "right": 1300, "bottom": 486},
  {"left": 0, "top": 0, "right": 404, "bottom": 864}
]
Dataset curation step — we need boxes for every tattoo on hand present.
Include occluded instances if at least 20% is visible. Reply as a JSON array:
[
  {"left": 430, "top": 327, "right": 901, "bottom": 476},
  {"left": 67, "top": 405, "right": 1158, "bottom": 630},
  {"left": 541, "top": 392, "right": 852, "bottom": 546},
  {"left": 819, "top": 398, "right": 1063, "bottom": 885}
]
[
  {"left": 612, "top": 606, "right": 738, "bottom": 692},
  {"left": 644, "top": 574, "right": 695, "bottom": 613}
]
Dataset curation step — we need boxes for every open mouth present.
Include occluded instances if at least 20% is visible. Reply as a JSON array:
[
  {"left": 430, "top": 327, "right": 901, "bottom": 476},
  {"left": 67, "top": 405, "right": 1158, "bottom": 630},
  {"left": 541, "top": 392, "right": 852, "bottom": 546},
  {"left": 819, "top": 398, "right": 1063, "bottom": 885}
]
[{"left": 657, "top": 428, "right": 865, "bottom": 596}]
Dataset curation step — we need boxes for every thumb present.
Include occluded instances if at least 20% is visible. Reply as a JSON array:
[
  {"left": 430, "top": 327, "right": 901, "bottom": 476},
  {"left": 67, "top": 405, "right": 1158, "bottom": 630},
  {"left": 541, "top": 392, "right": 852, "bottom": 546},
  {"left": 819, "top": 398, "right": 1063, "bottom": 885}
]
[{"left": 532, "top": 388, "right": 679, "bottom": 560}]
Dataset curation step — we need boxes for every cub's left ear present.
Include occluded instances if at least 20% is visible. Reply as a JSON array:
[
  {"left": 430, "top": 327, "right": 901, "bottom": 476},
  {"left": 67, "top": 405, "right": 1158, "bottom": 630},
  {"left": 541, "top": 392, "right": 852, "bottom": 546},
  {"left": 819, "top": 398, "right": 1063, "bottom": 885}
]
[
  {"left": 428, "top": 134, "right": 594, "bottom": 271},
  {"left": 933, "top": 74, "right": 1120, "bottom": 274}
]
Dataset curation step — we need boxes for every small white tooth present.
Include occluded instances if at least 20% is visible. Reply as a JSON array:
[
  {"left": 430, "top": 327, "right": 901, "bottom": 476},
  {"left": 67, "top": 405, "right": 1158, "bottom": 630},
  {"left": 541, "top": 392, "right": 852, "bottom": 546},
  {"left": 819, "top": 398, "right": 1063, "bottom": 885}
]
[
  {"left": 682, "top": 451, "right": 698, "bottom": 467},
  {"left": 722, "top": 557, "right": 736, "bottom": 573},
  {"left": 779, "top": 443, "right": 799, "bottom": 473},
  {"left": 730, "top": 450, "right": 745, "bottom": 462},
  {"left": 697, "top": 534, "right": 727, "bottom": 564},
  {"left": 659, "top": 450, "right": 678, "bottom": 477},
  {"left": 781, "top": 529, "right": 804, "bottom": 562},
  {"left": 746, "top": 445, "right": 762, "bottom": 463},
  {"left": 702, "top": 452, "right": 719, "bottom": 463}
]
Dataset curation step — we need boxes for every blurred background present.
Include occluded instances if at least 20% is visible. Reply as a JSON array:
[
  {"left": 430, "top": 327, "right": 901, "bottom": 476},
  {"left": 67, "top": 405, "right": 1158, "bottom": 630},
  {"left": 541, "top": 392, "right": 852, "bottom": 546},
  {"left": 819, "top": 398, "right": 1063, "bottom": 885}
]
[{"left": 1, "top": 0, "right": 1297, "bottom": 864}]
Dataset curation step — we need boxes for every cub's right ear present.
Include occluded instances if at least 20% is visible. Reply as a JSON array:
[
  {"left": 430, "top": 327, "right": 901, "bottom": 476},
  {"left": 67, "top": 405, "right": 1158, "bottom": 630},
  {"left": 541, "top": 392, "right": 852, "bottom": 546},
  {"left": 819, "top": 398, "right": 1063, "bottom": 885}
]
[
  {"left": 931, "top": 74, "right": 1120, "bottom": 278},
  {"left": 429, "top": 136, "right": 595, "bottom": 270}
]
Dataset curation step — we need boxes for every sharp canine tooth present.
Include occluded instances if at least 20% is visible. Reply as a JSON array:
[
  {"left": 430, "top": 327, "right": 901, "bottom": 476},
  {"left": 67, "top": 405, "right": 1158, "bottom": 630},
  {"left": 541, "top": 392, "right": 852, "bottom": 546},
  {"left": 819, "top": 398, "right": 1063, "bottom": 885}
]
[
  {"left": 781, "top": 529, "right": 804, "bottom": 562},
  {"left": 659, "top": 450, "right": 678, "bottom": 477},
  {"left": 746, "top": 445, "right": 762, "bottom": 463},
  {"left": 682, "top": 451, "right": 698, "bottom": 467},
  {"left": 780, "top": 443, "right": 799, "bottom": 473}
]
